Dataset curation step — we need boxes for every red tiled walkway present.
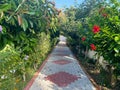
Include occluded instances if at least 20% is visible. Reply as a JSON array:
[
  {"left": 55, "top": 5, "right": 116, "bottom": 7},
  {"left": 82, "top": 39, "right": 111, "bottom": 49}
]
[{"left": 24, "top": 36, "right": 96, "bottom": 90}]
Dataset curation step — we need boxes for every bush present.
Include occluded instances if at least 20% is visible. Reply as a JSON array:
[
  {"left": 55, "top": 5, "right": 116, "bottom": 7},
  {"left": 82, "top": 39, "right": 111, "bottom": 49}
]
[{"left": 0, "top": 32, "right": 59, "bottom": 90}]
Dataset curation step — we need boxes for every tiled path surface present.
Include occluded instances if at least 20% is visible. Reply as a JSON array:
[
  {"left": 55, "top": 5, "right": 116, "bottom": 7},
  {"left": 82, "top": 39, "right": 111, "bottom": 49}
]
[{"left": 24, "top": 36, "right": 96, "bottom": 90}]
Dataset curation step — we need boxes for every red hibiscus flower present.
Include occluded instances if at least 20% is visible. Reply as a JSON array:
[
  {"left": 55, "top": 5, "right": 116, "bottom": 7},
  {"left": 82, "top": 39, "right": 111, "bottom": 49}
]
[
  {"left": 102, "top": 13, "right": 108, "bottom": 18},
  {"left": 81, "top": 36, "right": 86, "bottom": 41},
  {"left": 90, "top": 44, "right": 96, "bottom": 51},
  {"left": 92, "top": 25, "right": 100, "bottom": 34}
]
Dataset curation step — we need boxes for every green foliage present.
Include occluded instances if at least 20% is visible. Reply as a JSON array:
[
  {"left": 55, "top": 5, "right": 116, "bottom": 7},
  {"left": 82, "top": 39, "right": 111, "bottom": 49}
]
[
  {"left": 29, "top": 32, "right": 51, "bottom": 69},
  {"left": 0, "top": 0, "right": 60, "bottom": 89},
  {"left": 0, "top": 32, "right": 58, "bottom": 90},
  {"left": 0, "top": 0, "right": 60, "bottom": 49},
  {"left": 62, "top": 0, "right": 120, "bottom": 86},
  {"left": 87, "top": 1, "right": 120, "bottom": 77},
  {"left": 0, "top": 44, "right": 21, "bottom": 90}
]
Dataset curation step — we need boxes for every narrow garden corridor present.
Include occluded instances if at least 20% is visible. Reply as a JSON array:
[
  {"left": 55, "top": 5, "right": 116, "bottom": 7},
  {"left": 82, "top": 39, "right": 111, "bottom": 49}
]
[
  {"left": 24, "top": 36, "right": 96, "bottom": 90},
  {"left": 1, "top": 0, "right": 120, "bottom": 90}
]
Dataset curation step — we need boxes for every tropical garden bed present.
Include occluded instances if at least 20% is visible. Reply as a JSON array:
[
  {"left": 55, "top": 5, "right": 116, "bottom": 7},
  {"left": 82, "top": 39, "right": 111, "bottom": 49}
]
[
  {"left": 0, "top": 0, "right": 120, "bottom": 89},
  {"left": 59, "top": 0, "right": 120, "bottom": 89}
]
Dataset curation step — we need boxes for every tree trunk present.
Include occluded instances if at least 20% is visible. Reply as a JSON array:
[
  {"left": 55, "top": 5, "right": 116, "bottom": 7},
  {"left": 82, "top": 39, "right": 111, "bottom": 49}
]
[
  {"left": 106, "top": 65, "right": 117, "bottom": 87},
  {"left": 84, "top": 46, "right": 88, "bottom": 59}
]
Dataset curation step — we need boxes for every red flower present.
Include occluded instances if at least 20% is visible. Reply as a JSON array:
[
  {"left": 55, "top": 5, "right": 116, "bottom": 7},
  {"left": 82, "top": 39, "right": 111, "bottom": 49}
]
[
  {"left": 90, "top": 44, "right": 96, "bottom": 51},
  {"left": 102, "top": 13, "right": 108, "bottom": 17},
  {"left": 92, "top": 25, "right": 100, "bottom": 34},
  {"left": 81, "top": 36, "right": 86, "bottom": 41}
]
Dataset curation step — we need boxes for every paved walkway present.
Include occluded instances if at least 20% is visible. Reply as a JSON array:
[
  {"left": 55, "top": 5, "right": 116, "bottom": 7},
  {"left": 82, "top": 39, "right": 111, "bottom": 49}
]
[{"left": 24, "top": 36, "right": 96, "bottom": 90}]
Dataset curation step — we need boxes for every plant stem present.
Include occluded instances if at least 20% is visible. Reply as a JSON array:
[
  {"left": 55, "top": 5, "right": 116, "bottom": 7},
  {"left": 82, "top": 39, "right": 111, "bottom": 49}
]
[{"left": 7, "top": 0, "right": 26, "bottom": 21}]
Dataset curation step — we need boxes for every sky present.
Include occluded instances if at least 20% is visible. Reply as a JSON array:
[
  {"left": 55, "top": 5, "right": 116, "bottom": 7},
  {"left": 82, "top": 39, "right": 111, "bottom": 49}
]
[
  {"left": 50, "top": 0, "right": 84, "bottom": 9},
  {"left": 50, "top": 0, "right": 120, "bottom": 9}
]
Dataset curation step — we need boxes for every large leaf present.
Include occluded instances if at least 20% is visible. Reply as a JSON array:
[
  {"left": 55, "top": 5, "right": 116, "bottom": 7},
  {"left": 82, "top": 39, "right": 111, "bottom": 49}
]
[
  {"left": 114, "top": 36, "right": 120, "bottom": 44},
  {"left": 42, "top": 0, "right": 45, "bottom": 3},
  {"left": 0, "top": 4, "right": 11, "bottom": 12},
  {"left": 21, "top": 18, "right": 28, "bottom": 31},
  {"left": 26, "top": 12, "right": 35, "bottom": 15},
  {"left": 0, "top": 36, "right": 7, "bottom": 50}
]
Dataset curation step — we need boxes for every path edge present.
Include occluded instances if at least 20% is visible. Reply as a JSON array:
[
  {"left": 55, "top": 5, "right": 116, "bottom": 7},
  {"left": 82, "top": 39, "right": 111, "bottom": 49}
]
[
  {"left": 23, "top": 52, "right": 52, "bottom": 90},
  {"left": 67, "top": 45, "right": 101, "bottom": 90}
]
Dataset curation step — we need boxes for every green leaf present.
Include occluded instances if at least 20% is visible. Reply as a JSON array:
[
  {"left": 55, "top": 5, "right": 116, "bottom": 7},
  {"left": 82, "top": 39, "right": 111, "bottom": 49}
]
[
  {"left": 114, "top": 48, "right": 119, "bottom": 53},
  {"left": 0, "top": 4, "right": 11, "bottom": 12},
  {"left": 21, "top": 18, "right": 28, "bottom": 31},
  {"left": 26, "top": 12, "right": 35, "bottom": 15},
  {"left": 19, "top": 32, "right": 26, "bottom": 40},
  {"left": 42, "top": 0, "right": 45, "bottom": 3},
  {"left": 115, "top": 53, "right": 120, "bottom": 57},
  {"left": 114, "top": 36, "right": 120, "bottom": 44},
  {"left": 29, "top": 21, "right": 33, "bottom": 28},
  {"left": 114, "top": 36, "right": 119, "bottom": 41},
  {"left": 8, "top": 17, "right": 16, "bottom": 26},
  {"left": 114, "top": 16, "right": 119, "bottom": 21},
  {"left": 0, "top": 36, "right": 7, "bottom": 50}
]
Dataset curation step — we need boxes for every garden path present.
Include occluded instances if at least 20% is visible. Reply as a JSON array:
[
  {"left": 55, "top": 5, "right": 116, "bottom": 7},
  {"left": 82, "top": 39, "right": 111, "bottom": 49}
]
[{"left": 24, "top": 36, "right": 96, "bottom": 90}]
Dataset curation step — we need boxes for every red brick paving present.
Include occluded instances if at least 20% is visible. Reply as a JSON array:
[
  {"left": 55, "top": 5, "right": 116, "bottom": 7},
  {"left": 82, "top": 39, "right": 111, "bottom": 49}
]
[
  {"left": 52, "top": 60, "right": 71, "bottom": 65},
  {"left": 24, "top": 36, "right": 96, "bottom": 90},
  {"left": 45, "top": 71, "right": 80, "bottom": 87}
]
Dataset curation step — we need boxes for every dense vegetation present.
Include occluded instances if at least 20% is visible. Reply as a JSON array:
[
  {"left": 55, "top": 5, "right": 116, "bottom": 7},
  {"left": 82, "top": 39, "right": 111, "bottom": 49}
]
[
  {"left": 0, "top": 0, "right": 60, "bottom": 89},
  {"left": 1, "top": 0, "right": 120, "bottom": 89},
  {"left": 60, "top": 0, "right": 120, "bottom": 89}
]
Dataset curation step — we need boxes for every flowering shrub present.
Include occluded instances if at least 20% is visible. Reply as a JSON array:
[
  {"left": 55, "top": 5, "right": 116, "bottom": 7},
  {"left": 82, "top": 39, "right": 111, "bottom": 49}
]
[
  {"left": 92, "top": 25, "right": 100, "bottom": 34},
  {"left": 81, "top": 36, "right": 86, "bottom": 41},
  {"left": 62, "top": 0, "right": 120, "bottom": 87},
  {"left": 72, "top": 0, "right": 119, "bottom": 79},
  {"left": 102, "top": 13, "right": 108, "bottom": 18},
  {"left": 85, "top": 0, "right": 120, "bottom": 81},
  {"left": 90, "top": 44, "right": 96, "bottom": 51}
]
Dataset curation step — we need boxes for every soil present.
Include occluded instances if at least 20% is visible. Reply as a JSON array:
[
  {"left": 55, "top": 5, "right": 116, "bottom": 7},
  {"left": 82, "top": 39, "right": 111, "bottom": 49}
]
[
  {"left": 68, "top": 45, "right": 120, "bottom": 90},
  {"left": 77, "top": 57, "right": 120, "bottom": 90},
  {"left": 81, "top": 62, "right": 110, "bottom": 90}
]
